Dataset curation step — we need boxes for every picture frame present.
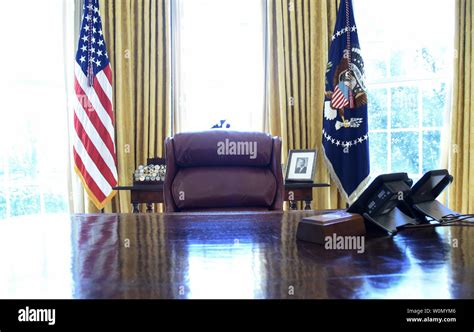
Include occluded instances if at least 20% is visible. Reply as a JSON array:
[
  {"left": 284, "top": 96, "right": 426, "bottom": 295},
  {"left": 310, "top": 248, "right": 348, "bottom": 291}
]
[{"left": 284, "top": 149, "right": 317, "bottom": 182}]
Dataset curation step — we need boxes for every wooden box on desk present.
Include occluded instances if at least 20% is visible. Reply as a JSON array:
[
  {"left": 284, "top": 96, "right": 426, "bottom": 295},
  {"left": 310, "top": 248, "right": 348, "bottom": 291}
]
[{"left": 296, "top": 211, "right": 365, "bottom": 244}]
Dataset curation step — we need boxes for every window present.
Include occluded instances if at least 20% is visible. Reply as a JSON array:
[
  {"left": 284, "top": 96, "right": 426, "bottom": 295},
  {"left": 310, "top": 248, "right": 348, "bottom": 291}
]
[
  {"left": 0, "top": 0, "right": 69, "bottom": 220},
  {"left": 354, "top": 0, "right": 454, "bottom": 179},
  {"left": 172, "top": 0, "right": 266, "bottom": 132}
]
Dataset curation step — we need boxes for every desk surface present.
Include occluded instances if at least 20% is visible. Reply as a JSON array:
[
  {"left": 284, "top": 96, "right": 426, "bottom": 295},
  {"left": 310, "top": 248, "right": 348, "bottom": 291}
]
[
  {"left": 0, "top": 211, "right": 472, "bottom": 299},
  {"left": 114, "top": 182, "right": 330, "bottom": 191}
]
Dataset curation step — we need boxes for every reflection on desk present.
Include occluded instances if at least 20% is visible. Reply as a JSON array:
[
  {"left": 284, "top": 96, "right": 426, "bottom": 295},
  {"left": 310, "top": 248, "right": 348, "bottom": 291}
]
[{"left": 0, "top": 211, "right": 472, "bottom": 299}]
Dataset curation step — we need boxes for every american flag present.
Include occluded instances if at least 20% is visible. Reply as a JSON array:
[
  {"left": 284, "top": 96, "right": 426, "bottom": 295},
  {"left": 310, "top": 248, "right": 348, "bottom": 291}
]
[
  {"left": 331, "top": 82, "right": 350, "bottom": 109},
  {"left": 74, "top": 0, "right": 117, "bottom": 209}
]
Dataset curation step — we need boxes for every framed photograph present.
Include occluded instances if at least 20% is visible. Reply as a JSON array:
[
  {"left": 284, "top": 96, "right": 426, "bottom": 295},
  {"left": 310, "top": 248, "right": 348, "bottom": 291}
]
[{"left": 285, "top": 149, "right": 317, "bottom": 182}]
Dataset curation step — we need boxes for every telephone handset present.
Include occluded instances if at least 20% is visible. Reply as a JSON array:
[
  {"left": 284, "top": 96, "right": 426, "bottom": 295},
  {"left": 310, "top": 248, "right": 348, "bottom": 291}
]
[
  {"left": 403, "top": 169, "right": 454, "bottom": 222},
  {"left": 348, "top": 169, "right": 454, "bottom": 235}
]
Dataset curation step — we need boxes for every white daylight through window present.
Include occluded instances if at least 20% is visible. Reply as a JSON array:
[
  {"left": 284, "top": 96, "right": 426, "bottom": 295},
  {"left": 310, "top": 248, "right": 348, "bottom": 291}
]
[
  {"left": 172, "top": 0, "right": 266, "bottom": 132},
  {"left": 354, "top": 0, "right": 454, "bottom": 180}
]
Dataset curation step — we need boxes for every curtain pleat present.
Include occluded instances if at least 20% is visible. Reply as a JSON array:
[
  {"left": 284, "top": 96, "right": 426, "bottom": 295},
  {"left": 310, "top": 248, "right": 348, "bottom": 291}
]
[
  {"left": 449, "top": 0, "right": 474, "bottom": 213},
  {"left": 266, "top": 0, "right": 345, "bottom": 209}
]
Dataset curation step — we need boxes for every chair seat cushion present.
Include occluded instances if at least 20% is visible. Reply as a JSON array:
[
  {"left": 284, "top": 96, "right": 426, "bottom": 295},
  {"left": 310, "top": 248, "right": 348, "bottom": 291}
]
[{"left": 172, "top": 167, "right": 277, "bottom": 210}]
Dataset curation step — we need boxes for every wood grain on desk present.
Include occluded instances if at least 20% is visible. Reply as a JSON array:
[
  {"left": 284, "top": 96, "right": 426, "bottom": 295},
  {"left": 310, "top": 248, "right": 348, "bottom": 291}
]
[{"left": 0, "top": 211, "right": 472, "bottom": 299}]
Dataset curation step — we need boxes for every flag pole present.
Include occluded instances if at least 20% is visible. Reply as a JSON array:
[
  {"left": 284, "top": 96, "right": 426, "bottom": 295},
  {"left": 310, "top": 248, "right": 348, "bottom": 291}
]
[
  {"left": 345, "top": 0, "right": 354, "bottom": 110},
  {"left": 87, "top": 0, "right": 94, "bottom": 87}
]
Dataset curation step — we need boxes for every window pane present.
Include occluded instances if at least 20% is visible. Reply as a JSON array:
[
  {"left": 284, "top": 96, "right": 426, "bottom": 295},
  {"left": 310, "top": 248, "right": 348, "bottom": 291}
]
[
  {"left": 418, "top": 47, "right": 451, "bottom": 77},
  {"left": 422, "top": 130, "right": 441, "bottom": 173},
  {"left": 368, "top": 88, "right": 387, "bottom": 130},
  {"left": 391, "top": 86, "right": 418, "bottom": 129},
  {"left": 363, "top": 44, "right": 387, "bottom": 81},
  {"left": 390, "top": 47, "right": 450, "bottom": 79},
  {"left": 390, "top": 48, "right": 419, "bottom": 78},
  {"left": 369, "top": 132, "right": 387, "bottom": 175},
  {"left": 422, "top": 83, "right": 446, "bottom": 127},
  {"left": 0, "top": 192, "right": 6, "bottom": 220},
  {"left": 7, "top": 141, "right": 39, "bottom": 185},
  {"left": 10, "top": 186, "right": 41, "bottom": 217},
  {"left": 0, "top": 151, "right": 4, "bottom": 178},
  {"left": 391, "top": 131, "right": 419, "bottom": 173},
  {"left": 44, "top": 192, "right": 68, "bottom": 214}
]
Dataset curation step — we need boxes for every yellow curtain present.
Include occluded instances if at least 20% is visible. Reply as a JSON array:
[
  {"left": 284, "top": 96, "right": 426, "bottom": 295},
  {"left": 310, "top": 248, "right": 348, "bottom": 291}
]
[
  {"left": 266, "top": 0, "right": 345, "bottom": 209},
  {"left": 449, "top": 0, "right": 474, "bottom": 214},
  {"left": 70, "top": 0, "right": 172, "bottom": 213}
]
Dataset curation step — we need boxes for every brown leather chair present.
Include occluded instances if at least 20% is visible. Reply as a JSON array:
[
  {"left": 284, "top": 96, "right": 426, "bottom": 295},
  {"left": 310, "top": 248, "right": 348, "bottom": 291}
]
[{"left": 164, "top": 130, "right": 283, "bottom": 212}]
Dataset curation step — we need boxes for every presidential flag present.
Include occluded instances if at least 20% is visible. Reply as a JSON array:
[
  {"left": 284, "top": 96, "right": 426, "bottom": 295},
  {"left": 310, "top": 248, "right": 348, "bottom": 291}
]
[
  {"left": 322, "top": 0, "right": 369, "bottom": 203},
  {"left": 74, "top": 0, "right": 118, "bottom": 209}
]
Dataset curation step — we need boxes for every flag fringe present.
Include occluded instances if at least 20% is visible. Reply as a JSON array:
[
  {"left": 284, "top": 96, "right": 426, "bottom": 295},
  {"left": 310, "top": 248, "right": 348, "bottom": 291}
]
[
  {"left": 321, "top": 144, "right": 371, "bottom": 205},
  {"left": 74, "top": 165, "right": 116, "bottom": 210}
]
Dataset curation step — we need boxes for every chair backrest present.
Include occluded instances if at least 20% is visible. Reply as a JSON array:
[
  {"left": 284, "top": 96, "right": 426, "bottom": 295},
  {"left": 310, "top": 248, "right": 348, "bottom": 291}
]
[{"left": 164, "top": 130, "right": 283, "bottom": 212}]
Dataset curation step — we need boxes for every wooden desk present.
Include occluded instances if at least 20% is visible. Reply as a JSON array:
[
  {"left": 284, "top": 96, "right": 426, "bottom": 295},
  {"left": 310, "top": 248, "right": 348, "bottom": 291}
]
[
  {"left": 0, "top": 212, "right": 472, "bottom": 299},
  {"left": 114, "top": 182, "right": 330, "bottom": 212}
]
